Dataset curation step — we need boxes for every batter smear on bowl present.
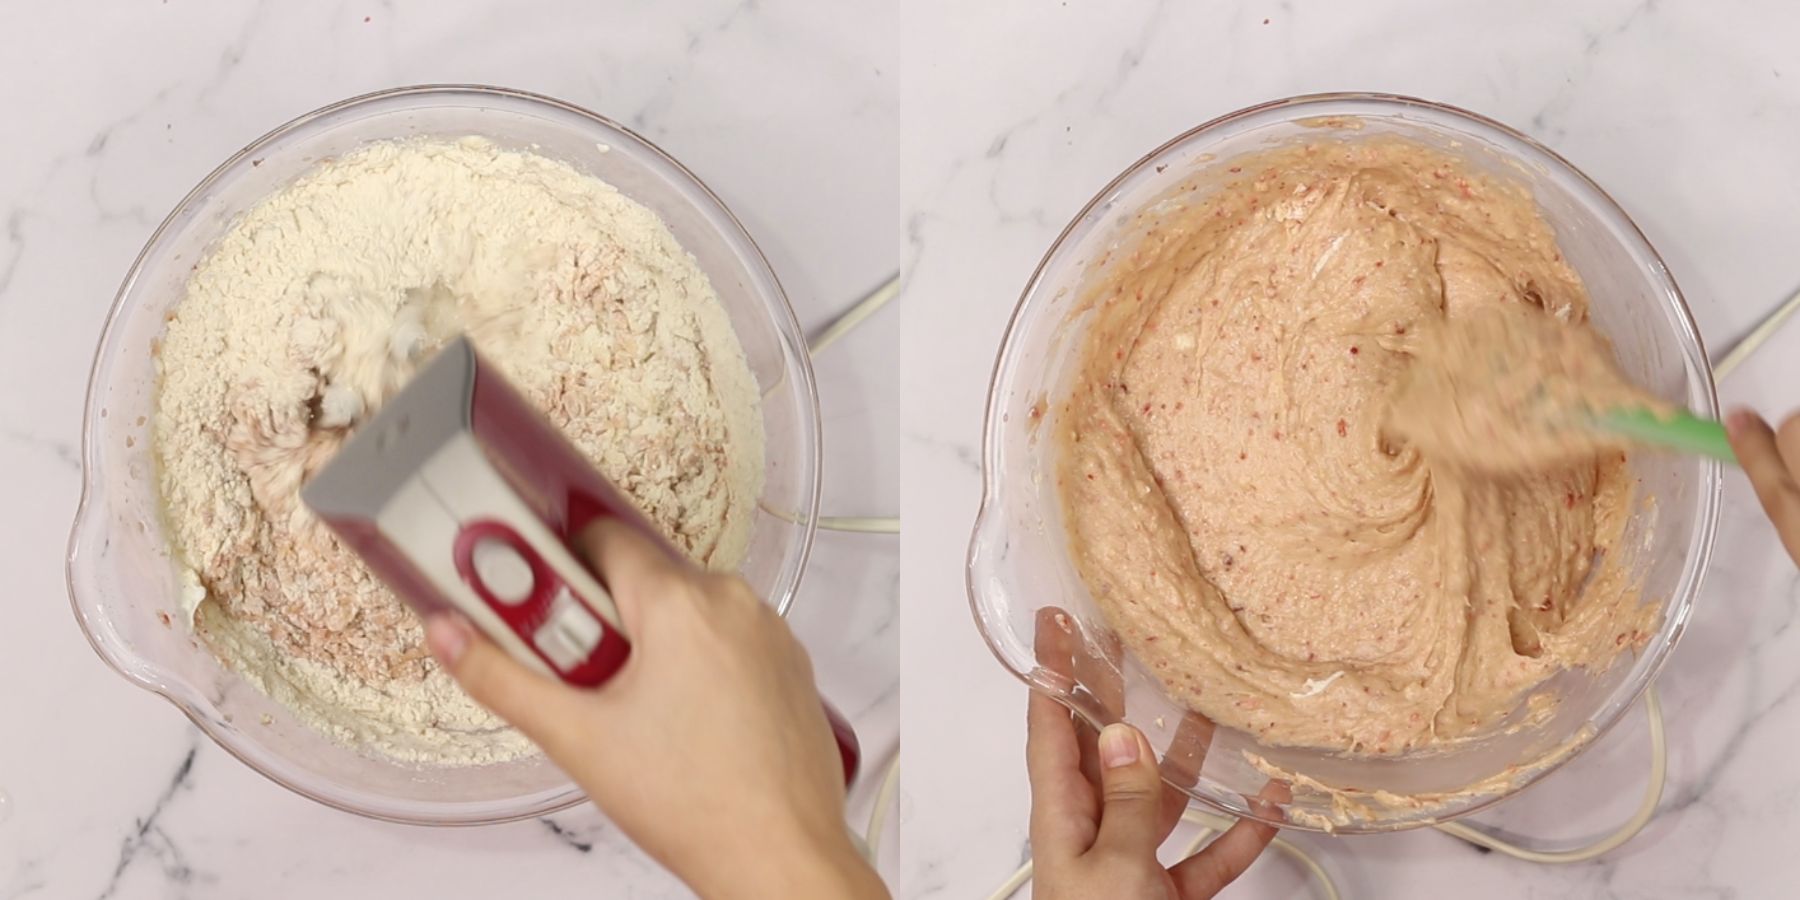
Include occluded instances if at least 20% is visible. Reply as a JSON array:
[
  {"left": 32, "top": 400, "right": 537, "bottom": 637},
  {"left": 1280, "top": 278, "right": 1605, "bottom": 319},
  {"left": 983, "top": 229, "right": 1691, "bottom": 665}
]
[
  {"left": 1056, "top": 138, "right": 1656, "bottom": 755},
  {"left": 154, "top": 138, "right": 763, "bottom": 765}
]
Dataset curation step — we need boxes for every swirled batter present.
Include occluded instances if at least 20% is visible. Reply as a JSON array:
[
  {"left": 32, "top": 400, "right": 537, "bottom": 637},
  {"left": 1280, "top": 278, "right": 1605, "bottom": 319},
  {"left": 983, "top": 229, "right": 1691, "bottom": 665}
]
[{"left": 1057, "top": 139, "right": 1654, "bottom": 755}]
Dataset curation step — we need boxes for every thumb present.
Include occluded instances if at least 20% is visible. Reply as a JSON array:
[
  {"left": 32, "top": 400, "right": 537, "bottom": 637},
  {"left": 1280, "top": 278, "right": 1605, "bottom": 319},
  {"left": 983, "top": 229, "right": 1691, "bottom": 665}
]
[
  {"left": 577, "top": 518, "right": 693, "bottom": 634},
  {"left": 424, "top": 613, "right": 587, "bottom": 751},
  {"left": 1091, "top": 723, "right": 1165, "bottom": 857}
]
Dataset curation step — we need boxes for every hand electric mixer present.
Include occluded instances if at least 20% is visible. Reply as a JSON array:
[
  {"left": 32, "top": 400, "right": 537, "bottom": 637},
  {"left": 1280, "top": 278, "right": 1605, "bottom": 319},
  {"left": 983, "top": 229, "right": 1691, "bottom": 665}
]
[{"left": 301, "top": 335, "right": 861, "bottom": 784}]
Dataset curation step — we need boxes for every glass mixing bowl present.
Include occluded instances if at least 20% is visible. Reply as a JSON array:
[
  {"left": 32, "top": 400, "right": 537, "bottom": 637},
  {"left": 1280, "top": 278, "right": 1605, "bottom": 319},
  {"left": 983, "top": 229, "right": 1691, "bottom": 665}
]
[
  {"left": 66, "top": 85, "right": 821, "bottom": 825},
  {"left": 967, "top": 93, "right": 1721, "bottom": 833}
]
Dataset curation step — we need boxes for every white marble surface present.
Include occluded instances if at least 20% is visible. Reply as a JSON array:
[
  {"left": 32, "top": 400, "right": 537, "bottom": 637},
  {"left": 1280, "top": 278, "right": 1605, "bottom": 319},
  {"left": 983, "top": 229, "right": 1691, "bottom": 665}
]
[
  {"left": 0, "top": 2, "right": 895, "bottom": 898},
  {"left": 901, "top": 1, "right": 1800, "bottom": 897}
]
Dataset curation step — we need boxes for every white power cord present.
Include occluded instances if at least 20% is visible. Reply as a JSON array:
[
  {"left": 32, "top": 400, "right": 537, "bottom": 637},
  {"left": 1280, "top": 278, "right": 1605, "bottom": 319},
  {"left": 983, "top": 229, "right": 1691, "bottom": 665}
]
[
  {"left": 801, "top": 275, "right": 903, "bottom": 874},
  {"left": 1713, "top": 283, "right": 1800, "bottom": 381},
  {"left": 1432, "top": 687, "right": 1665, "bottom": 863},
  {"left": 974, "top": 287, "right": 1800, "bottom": 897},
  {"left": 811, "top": 275, "right": 902, "bottom": 356},
  {"left": 811, "top": 275, "right": 902, "bottom": 537},
  {"left": 864, "top": 751, "right": 903, "bottom": 859},
  {"left": 820, "top": 516, "right": 902, "bottom": 534}
]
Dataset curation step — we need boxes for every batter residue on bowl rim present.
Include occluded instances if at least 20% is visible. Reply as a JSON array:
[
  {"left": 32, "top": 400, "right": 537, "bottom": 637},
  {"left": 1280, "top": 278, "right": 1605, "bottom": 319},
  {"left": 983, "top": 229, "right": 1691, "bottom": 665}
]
[
  {"left": 1055, "top": 137, "right": 1657, "bottom": 759},
  {"left": 154, "top": 137, "right": 764, "bottom": 765}
]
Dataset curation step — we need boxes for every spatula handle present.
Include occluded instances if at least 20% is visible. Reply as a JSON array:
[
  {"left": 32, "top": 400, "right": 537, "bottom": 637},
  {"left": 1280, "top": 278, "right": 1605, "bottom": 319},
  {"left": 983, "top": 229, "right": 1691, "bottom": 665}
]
[{"left": 1599, "top": 407, "right": 1737, "bottom": 464}]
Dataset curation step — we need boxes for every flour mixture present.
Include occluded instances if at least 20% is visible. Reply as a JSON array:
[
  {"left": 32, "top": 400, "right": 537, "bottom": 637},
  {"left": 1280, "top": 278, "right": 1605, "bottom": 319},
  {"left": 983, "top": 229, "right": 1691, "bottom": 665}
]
[
  {"left": 1056, "top": 138, "right": 1654, "bottom": 755},
  {"left": 154, "top": 137, "right": 763, "bottom": 764}
]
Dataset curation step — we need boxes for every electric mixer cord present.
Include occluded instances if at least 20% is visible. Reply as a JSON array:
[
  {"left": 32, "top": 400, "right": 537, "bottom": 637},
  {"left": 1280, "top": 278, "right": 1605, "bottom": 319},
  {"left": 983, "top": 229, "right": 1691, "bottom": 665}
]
[
  {"left": 809, "top": 275, "right": 902, "bottom": 538},
  {"left": 801, "top": 276, "right": 903, "bottom": 872}
]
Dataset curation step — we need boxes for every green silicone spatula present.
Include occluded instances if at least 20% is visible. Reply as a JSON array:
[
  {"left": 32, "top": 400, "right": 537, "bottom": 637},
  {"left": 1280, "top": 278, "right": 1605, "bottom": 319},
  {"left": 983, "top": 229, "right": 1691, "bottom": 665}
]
[{"left": 1593, "top": 406, "right": 1737, "bottom": 464}]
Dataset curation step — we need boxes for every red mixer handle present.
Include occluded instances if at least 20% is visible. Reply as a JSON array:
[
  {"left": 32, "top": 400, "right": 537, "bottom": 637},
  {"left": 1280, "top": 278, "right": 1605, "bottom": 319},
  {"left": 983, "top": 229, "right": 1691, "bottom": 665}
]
[
  {"left": 823, "top": 700, "right": 861, "bottom": 785},
  {"left": 567, "top": 497, "right": 860, "bottom": 784},
  {"left": 452, "top": 520, "right": 633, "bottom": 688},
  {"left": 458, "top": 346, "right": 859, "bottom": 785}
]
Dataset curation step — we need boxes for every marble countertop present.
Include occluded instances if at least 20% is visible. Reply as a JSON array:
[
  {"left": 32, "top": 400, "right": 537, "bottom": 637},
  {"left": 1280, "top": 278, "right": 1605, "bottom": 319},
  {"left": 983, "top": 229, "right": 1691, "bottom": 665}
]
[
  {"left": 900, "top": 1, "right": 1800, "bottom": 897},
  {"left": 0, "top": 2, "right": 894, "bottom": 898}
]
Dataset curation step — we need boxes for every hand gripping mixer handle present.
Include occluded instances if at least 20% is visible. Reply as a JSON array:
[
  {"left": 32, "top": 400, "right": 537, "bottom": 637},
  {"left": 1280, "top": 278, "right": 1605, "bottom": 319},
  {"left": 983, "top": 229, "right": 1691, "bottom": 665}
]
[
  {"left": 468, "top": 335, "right": 863, "bottom": 786},
  {"left": 302, "top": 336, "right": 860, "bottom": 787},
  {"left": 512, "top": 518, "right": 862, "bottom": 786}
]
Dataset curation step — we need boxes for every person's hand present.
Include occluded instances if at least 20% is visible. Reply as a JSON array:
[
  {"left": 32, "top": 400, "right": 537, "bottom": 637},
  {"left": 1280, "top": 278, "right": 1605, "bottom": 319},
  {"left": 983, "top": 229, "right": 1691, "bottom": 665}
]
[
  {"left": 423, "top": 519, "right": 885, "bottom": 900},
  {"left": 1727, "top": 409, "right": 1800, "bottom": 564},
  {"left": 1027, "top": 610, "right": 1277, "bottom": 899}
]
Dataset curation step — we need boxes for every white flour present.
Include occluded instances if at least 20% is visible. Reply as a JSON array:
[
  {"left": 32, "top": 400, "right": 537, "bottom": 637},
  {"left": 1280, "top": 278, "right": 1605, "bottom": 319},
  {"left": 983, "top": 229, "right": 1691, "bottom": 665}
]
[{"left": 154, "top": 137, "right": 764, "bottom": 765}]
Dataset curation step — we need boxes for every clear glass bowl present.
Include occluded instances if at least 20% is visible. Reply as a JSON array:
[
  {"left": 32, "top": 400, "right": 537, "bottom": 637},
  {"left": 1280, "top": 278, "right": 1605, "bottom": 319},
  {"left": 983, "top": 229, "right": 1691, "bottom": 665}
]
[
  {"left": 66, "top": 85, "right": 821, "bottom": 825},
  {"left": 967, "top": 93, "right": 1721, "bottom": 833}
]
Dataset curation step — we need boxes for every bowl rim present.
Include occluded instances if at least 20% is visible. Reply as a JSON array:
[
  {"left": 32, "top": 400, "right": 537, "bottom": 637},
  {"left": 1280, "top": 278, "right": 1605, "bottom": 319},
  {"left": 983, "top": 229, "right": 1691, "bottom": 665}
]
[
  {"left": 965, "top": 90, "right": 1722, "bottom": 832},
  {"left": 65, "top": 83, "right": 822, "bottom": 826}
]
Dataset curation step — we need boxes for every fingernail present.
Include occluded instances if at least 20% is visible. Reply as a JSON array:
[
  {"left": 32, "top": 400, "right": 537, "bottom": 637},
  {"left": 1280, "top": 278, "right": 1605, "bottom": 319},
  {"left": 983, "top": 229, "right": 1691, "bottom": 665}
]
[
  {"left": 425, "top": 614, "right": 471, "bottom": 665},
  {"left": 1726, "top": 408, "right": 1761, "bottom": 438},
  {"left": 1099, "top": 723, "right": 1141, "bottom": 769}
]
